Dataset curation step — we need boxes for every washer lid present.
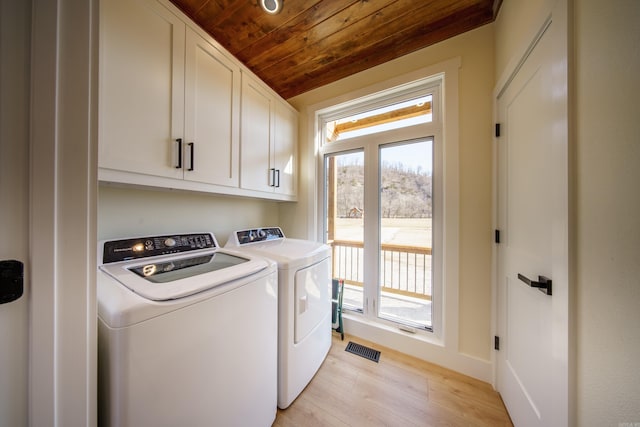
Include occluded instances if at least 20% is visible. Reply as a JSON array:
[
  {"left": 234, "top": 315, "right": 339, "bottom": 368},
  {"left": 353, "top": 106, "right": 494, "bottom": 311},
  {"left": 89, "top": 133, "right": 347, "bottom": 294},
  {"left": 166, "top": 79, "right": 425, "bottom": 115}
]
[{"left": 99, "top": 249, "right": 268, "bottom": 301}]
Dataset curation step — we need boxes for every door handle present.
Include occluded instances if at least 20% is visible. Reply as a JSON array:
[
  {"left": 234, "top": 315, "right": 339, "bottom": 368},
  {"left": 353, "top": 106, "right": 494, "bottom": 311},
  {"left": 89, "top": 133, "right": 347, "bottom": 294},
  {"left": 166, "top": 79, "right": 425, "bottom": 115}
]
[
  {"left": 1, "top": 260, "right": 24, "bottom": 304},
  {"left": 517, "top": 273, "right": 552, "bottom": 296}
]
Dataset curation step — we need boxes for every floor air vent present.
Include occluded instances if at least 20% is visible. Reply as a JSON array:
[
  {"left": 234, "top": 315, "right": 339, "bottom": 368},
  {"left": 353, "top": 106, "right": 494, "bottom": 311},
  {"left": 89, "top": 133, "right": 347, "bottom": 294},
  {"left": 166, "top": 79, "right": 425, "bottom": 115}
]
[{"left": 345, "top": 341, "right": 381, "bottom": 363}]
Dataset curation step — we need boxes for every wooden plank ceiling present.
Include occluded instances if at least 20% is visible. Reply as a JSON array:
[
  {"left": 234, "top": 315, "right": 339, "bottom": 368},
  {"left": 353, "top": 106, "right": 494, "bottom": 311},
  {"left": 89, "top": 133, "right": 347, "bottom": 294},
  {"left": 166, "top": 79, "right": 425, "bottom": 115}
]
[{"left": 169, "top": 0, "right": 501, "bottom": 99}]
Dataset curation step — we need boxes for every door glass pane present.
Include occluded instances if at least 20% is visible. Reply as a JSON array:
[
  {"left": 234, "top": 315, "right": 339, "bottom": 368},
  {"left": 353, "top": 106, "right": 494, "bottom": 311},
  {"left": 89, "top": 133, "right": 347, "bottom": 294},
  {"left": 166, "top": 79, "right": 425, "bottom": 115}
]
[
  {"left": 325, "top": 151, "right": 364, "bottom": 312},
  {"left": 378, "top": 140, "right": 433, "bottom": 329}
]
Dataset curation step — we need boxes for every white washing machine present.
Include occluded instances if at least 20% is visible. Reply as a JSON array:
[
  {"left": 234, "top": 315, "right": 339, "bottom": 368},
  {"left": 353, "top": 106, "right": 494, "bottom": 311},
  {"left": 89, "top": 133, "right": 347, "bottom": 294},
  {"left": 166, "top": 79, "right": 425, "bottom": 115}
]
[
  {"left": 226, "top": 227, "right": 331, "bottom": 409},
  {"left": 97, "top": 232, "right": 278, "bottom": 427}
]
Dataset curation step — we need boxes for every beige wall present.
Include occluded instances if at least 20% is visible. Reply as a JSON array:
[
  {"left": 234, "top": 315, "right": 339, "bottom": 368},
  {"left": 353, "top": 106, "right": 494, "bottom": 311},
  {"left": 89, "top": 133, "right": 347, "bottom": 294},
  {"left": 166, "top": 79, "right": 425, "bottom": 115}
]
[
  {"left": 288, "top": 24, "right": 495, "bottom": 362},
  {"left": 496, "top": 0, "right": 640, "bottom": 425},
  {"left": 98, "top": 185, "right": 280, "bottom": 246},
  {"left": 573, "top": 0, "right": 640, "bottom": 425}
]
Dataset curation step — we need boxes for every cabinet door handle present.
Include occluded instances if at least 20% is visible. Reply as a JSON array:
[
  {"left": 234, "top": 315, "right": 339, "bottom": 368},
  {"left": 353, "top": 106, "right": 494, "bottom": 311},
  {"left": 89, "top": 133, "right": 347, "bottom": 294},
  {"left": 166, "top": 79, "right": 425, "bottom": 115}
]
[
  {"left": 275, "top": 169, "right": 280, "bottom": 188},
  {"left": 188, "top": 142, "right": 194, "bottom": 171},
  {"left": 269, "top": 168, "right": 276, "bottom": 187},
  {"left": 175, "top": 138, "right": 182, "bottom": 169}
]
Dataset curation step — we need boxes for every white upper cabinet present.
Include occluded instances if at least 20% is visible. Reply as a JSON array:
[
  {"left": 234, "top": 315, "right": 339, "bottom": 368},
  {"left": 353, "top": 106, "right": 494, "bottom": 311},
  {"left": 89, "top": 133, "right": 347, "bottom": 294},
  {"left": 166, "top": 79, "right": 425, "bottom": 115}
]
[
  {"left": 99, "top": 0, "right": 185, "bottom": 180},
  {"left": 240, "top": 73, "right": 297, "bottom": 197},
  {"left": 99, "top": 0, "right": 296, "bottom": 200},
  {"left": 183, "top": 29, "right": 240, "bottom": 188},
  {"left": 273, "top": 100, "right": 298, "bottom": 197},
  {"left": 241, "top": 75, "right": 275, "bottom": 193}
]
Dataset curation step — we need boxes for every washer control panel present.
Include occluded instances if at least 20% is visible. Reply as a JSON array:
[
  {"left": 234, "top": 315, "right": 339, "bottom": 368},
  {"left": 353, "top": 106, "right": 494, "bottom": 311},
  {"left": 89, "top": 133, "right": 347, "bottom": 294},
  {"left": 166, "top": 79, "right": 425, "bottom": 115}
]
[
  {"left": 232, "top": 227, "right": 285, "bottom": 245},
  {"left": 102, "top": 233, "right": 216, "bottom": 264}
]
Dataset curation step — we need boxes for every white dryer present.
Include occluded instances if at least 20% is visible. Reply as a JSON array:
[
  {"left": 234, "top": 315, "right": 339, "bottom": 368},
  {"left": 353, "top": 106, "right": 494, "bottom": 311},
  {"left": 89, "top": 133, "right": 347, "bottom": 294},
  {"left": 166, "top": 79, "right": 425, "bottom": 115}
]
[
  {"left": 226, "top": 227, "right": 332, "bottom": 409},
  {"left": 97, "top": 232, "right": 278, "bottom": 427}
]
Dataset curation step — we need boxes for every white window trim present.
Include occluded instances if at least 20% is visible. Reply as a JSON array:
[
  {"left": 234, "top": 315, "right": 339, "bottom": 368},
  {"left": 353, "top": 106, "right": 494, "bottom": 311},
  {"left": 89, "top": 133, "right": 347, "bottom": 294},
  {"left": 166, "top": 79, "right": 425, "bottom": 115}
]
[
  {"left": 304, "top": 58, "right": 488, "bottom": 381},
  {"left": 317, "top": 81, "right": 442, "bottom": 337}
]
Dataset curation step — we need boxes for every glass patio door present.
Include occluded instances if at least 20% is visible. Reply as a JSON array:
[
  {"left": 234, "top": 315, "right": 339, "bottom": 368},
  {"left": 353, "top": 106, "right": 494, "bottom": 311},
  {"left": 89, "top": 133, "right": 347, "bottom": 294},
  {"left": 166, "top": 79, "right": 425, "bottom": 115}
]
[
  {"left": 320, "top": 82, "right": 440, "bottom": 333},
  {"left": 324, "top": 139, "right": 433, "bottom": 330},
  {"left": 325, "top": 150, "right": 365, "bottom": 312},
  {"left": 378, "top": 140, "right": 433, "bottom": 329}
]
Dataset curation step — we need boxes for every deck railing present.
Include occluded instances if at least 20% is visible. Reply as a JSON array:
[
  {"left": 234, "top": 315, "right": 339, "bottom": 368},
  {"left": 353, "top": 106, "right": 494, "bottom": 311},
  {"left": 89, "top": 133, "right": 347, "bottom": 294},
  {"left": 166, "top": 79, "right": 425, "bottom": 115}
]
[{"left": 329, "top": 240, "right": 432, "bottom": 301}]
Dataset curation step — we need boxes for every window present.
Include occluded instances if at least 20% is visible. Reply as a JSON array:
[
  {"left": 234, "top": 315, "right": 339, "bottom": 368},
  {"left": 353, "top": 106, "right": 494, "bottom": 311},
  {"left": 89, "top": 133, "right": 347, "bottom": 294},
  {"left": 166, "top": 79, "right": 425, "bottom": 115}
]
[
  {"left": 318, "top": 77, "right": 443, "bottom": 333},
  {"left": 325, "top": 95, "right": 433, "bottom": 142}
]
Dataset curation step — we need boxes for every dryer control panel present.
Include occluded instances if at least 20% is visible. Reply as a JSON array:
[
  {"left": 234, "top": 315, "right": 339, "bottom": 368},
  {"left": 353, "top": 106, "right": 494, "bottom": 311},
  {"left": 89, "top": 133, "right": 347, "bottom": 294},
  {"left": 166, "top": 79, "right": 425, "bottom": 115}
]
[
  {"left": 102, "top": 233, "right": 216, "bottom": 264},
  {"left": 231, "top": 227, "right": 285, "bottom": 246}
]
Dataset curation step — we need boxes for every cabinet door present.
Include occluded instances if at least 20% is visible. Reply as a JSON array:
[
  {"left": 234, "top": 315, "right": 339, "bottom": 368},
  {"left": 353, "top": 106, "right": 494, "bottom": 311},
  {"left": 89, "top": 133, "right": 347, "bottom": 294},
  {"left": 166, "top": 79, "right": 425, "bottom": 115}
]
[
  {"left": 99, "top": 0, "right": 184, "bottom": 179},
  {"left": 184, "top": 28, "right": 240, "bottom": 187},
  {"left": 274, "top": 101, "right": 297, "bottom": 196},
  {"left": 240, "top": 75, "right": 274, "bottom": 193}
]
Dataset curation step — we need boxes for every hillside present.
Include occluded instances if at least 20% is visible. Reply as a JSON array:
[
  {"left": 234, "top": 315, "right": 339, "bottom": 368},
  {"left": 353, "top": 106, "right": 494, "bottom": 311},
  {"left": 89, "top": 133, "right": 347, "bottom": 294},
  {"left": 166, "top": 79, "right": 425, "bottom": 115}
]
[{"left": 336, "top": 162, "right": 432, "bottom": 218}]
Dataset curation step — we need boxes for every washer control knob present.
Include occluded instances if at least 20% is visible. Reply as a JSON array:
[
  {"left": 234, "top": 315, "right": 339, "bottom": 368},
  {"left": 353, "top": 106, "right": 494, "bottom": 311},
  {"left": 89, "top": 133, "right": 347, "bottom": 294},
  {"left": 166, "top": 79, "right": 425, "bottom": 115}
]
[
  {"left": 164, "top": 237, "right": 177, "bottom": 248},
  {"left": 257, "top": 229, "right": 266, "bottom": 239}
]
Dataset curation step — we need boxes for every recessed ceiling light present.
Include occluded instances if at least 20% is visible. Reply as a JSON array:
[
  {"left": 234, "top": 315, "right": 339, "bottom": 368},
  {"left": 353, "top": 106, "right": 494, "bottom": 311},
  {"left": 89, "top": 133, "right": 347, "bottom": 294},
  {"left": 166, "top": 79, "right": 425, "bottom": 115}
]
[{"left": 260, "top": 0, "right": 282, "bottom": 14}]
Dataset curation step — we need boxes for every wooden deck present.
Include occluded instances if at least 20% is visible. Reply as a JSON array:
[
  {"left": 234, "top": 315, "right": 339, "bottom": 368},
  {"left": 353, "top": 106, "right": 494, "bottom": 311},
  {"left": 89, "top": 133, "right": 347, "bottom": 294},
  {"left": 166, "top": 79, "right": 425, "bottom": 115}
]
[{"left": 273, "top": 334, "right": 513, "bottom": 427}]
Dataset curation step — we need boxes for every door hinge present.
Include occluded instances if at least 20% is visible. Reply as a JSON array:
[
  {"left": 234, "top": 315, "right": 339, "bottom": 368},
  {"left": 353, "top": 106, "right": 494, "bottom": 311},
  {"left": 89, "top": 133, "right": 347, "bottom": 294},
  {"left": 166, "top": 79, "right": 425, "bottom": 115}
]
[
  {"left": 494, "top": 336, "right": 500, "bottom": 351},
  {"left": 495, "top": 123, "right": 501, "bottom": 138},
  {"left": 495, "top": 229, "right": 501, "bottom": 244}
]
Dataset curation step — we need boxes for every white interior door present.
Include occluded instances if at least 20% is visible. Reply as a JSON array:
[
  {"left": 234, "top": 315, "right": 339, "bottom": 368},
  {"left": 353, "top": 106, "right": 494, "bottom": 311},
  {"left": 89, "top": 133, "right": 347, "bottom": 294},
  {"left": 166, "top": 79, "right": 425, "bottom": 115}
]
[{"left": 496, "top": 14, "right": 568, "bottom": 427}]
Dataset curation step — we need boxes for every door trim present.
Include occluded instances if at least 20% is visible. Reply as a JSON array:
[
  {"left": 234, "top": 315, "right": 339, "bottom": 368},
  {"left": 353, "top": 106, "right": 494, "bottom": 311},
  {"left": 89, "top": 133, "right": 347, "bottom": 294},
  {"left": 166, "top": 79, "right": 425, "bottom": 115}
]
[
  {"left": 496, "top": 16, "right": 552, "bottom": 100},
  {"left": 492, "top": 12, "right": 553, "bottom": 387},
  {"left": 30, "top": 0, "right": 98, "bottom": 424}
]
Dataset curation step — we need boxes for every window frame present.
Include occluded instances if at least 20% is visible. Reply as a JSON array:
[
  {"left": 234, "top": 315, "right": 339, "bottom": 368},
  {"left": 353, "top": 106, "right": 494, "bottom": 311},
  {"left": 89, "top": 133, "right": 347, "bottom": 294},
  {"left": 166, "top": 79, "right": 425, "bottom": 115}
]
[
  {"left": 307, "top": 58, "right": 460, "bottom": 350},
  {"left": 376, "top": 137, "right": 438, "bottom": 329},
  {"left": 317, "top": 78, "right": 444, "bottom": 336}
]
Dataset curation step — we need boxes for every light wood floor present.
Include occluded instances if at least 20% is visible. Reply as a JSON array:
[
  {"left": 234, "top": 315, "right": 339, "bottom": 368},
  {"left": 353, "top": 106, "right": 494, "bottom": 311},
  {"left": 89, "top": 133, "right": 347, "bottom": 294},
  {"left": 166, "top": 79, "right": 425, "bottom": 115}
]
[{"left": 273, "top": 334, "right": 513, "bottom": 427}]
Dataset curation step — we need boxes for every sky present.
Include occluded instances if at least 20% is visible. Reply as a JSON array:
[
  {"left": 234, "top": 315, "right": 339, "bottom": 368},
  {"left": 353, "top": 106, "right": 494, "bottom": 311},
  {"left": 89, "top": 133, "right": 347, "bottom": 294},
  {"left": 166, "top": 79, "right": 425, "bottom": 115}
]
[
  {"left": 381, "top": 140, "right": 433, "bottom": 175},
  {"left": 337, "top": 139, "right": 433, "bottom": 175}
]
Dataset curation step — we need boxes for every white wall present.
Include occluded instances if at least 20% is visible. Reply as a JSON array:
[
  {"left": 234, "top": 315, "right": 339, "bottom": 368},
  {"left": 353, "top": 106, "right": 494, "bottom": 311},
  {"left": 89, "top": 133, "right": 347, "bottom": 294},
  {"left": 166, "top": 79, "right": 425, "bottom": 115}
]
[
  {"left": 496, "top": 0, "right": 640, "bottom": 425},
  {"left": 98, "top": 185, "right": 281, "bottom": 245}
]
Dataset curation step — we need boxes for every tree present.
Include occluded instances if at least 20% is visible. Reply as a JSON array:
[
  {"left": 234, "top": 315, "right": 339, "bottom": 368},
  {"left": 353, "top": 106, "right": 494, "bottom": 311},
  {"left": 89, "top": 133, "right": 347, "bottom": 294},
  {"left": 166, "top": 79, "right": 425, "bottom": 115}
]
[{"left": 337, "top": 163, "right": 432, "bottom": 218}]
